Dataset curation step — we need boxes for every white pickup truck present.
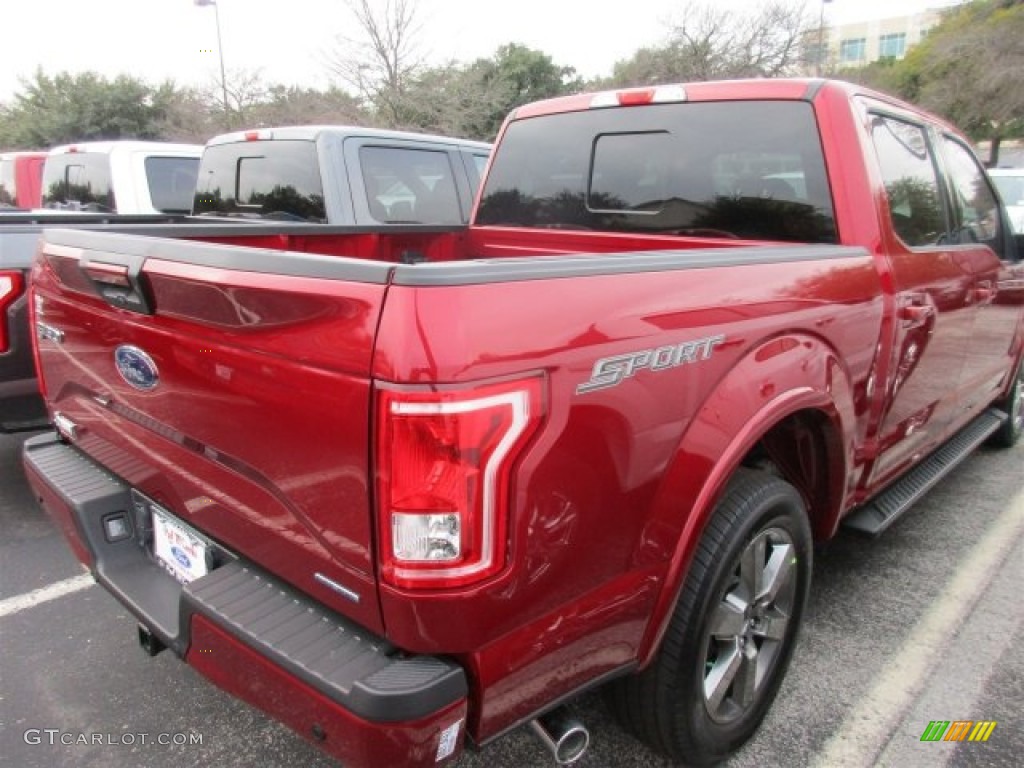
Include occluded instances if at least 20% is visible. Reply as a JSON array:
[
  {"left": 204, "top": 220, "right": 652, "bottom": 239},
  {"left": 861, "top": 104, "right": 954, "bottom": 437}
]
[{"left": 39, "top": 140, "right": 203, "bottom": 214}]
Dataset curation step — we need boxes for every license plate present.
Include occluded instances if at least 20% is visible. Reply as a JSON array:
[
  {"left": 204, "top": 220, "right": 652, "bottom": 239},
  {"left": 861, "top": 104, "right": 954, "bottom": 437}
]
[{"left": 152, "top": 507, "right": 210, "bottom": 584}]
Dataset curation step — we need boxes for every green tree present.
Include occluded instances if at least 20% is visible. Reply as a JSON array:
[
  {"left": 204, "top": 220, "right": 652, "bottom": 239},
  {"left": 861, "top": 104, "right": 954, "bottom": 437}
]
[
  {"left": 393, "top": 62, "right": 505, "bottom": 138},
  {"left": 153, "top": 85, "right": 219, "bottom": 144},
  {"left": 403, "top": 44, "right": 580, "bottom": 141},
  {"left": 0, "top": 70, "right": 180, "bottom": 148},
  {"left": 850, "top": 0, "right": 1024, "bottom": 166},
  {"left": 247, "top": 85, "right": 367, "bottom": 129}
]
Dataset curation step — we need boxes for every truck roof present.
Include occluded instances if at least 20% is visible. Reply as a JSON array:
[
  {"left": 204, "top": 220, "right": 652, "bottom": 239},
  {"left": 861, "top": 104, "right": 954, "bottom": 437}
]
[
  {"left": 509, "top": 78, "right": 953, "bottom": 132},
  {"left": 205, "top": 125, "right": 491, "bottom": 151},
  {"left": 46, "top": 141, "right": 202, "bottom": 157}
]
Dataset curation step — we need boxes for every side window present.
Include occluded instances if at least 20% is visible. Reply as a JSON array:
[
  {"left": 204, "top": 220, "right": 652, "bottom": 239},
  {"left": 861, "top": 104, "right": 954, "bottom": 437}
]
[
  {"left": 360, "top": 147, "right": 463, "bottom": 224},
  {"left": 145, "top": 156, "right": 200, "bottom": 214},
  {"left": 465, "top": 150, "right": 490, "bottom": 197},
  {"left": 870, "top": 115, "right": 945, "bottom": 247},
  {"left": 940, "top": 137, "right": 1004, "bottom": 259},
  {"left": 472, "top": 153, "right": 489, "bottom": 178}
]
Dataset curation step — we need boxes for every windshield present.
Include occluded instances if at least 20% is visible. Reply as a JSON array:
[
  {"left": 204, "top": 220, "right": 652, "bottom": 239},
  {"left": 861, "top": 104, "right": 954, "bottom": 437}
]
[
  {"left": 477, "top": 100, "right": 837, "bottom": 243},
  {"left": 193, "top": 140, "right": 326, "bottom": 222}
]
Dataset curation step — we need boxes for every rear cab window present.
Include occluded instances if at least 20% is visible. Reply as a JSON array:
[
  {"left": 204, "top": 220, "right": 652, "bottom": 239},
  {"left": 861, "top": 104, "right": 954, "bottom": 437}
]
[
  {"left": 193, "top": 140, "right": 327, "bottom": 222},
  {"left": 41, "top": 153, "right": 116, "bottom": 212},
  {"left": 476, "top": 100, "right": 838, "bottom": 243}
]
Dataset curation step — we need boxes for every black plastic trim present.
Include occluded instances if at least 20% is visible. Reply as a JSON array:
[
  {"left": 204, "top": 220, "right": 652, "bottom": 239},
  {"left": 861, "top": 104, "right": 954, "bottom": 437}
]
[
  {"left": 803, "top": 79, "right": 828, "bottom": 101},
  {"left": 843, "top": 409, "right": 1006, "bottom": 536},
  {"left": 392, "top": 244, "right": 868, "bottom": 286},
  {"left": 23, "top": 432, "right": 467, "bottom": 722}
]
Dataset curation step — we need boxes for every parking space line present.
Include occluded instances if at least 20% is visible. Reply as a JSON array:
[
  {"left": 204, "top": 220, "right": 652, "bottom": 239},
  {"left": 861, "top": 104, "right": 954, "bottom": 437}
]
[
  {"left": 812, "top": 486, "right": 1024, "bottom": 768},
  {"left": 0, "top": 572, "right": 95, "bottom": 618},
  {"left": 874, "top": 533, "right": 1023, "bottom": 766}
]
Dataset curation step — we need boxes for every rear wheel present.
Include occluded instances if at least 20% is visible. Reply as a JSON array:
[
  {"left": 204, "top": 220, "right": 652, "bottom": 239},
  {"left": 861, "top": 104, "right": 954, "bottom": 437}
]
[
  {"left": 991, "top": 359, "right": 1023, "bottom": 448},
  {"left": 609, "top": 468, "right": 812, "bottom": 765}
]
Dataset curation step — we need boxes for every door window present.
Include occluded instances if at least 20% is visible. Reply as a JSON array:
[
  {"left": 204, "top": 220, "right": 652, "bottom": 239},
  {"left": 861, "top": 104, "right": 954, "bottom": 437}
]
[
  {"left": 360, "top": 146, "right": 462, "bottom": 224},
  {"left": 870, "top": 115, "right": 946, "bottom": 247},
  {"left": 940, "top": 137, "right": 1005, "bottom": 259}
]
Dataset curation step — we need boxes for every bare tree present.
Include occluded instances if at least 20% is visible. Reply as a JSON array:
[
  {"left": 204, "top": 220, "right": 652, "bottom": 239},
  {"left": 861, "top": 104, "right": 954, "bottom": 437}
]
[
  {"left": 220, "top": 67, "right": 269, "bottom": 126},
  {"left": 608, "top": 0, "right": 814, "bottom": 87},
  {"left": 324, "top": 0, "right": 425, "bottom": 127}
]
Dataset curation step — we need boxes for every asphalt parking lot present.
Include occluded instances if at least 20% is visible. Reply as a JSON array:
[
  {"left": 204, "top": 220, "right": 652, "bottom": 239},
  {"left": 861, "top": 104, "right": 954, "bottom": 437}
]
[{"left": 2, "top": 429, "right": 1021, "bottom": 768}]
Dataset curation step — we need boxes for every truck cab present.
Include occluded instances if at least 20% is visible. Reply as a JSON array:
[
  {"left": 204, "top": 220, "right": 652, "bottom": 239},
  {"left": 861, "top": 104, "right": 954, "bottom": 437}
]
[
  {"left": 192, "top": 125, "right": 491, "bottom": 224},
  {"left": 40, "top": 141, "right": 202, "bottom": 214}
]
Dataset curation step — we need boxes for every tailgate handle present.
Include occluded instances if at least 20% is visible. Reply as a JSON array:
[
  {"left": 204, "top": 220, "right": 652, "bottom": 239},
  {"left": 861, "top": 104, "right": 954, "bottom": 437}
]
[
  {"left": 80, "top": 258, "right": 153, "bottom": 315},
  {"left": 83, "top": 262, "right": 131, "bottom": 287}
]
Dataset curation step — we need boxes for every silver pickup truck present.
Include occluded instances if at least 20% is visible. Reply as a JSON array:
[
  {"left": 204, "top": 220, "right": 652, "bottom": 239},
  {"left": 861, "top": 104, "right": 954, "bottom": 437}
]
[{"left": 1, "top": 126, "right": 491, "bottom": 432}]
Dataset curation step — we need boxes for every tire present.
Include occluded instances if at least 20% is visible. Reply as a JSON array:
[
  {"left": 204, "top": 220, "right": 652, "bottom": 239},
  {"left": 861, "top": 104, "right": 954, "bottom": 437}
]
[
  {"left": 609, "top": 468, "right": 813, "bottom": 765},
  {"left": 991, "top": 358, "right": 1023, "bottom": 448}
]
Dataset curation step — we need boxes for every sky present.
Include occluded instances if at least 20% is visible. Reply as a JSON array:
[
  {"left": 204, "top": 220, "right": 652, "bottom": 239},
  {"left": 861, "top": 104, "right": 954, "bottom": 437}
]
[{"left": 0, "top": 0, "right": 966, "bottom": 103}]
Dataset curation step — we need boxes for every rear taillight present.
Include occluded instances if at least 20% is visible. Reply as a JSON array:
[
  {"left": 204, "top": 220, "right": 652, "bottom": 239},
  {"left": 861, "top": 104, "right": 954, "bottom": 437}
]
[
  {"left": 376, "top": 377, "right": 544, "bottom": 590},
  {"left": 0, "top": 271, "right": 24, "bottom": 353},
  {"left": 28, "top": 288, "right": 48, "bottom": 399}
]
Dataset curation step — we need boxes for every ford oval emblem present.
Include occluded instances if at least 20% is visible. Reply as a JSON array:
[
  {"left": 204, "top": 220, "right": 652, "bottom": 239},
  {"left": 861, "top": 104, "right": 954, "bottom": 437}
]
[
  {"left": 114, "top": 345, "right": 159, "bottom": 390},
  {"left": 171, "top": 546, "right": 192, "bottom": 569}
]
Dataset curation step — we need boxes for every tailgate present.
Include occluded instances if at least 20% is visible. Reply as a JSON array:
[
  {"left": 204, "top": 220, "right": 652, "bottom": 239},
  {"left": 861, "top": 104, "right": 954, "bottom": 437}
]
[{"left": 32, "top": 228, "right": 392, "bottom": 631}]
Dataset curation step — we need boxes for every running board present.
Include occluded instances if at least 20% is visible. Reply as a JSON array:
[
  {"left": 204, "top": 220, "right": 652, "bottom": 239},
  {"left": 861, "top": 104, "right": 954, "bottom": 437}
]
[{"left": 843, "top": 409, "right": 1007, "bottom": 537}]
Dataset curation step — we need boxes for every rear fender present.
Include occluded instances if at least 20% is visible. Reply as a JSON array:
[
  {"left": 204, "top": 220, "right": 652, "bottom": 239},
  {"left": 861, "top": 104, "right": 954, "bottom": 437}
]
[{"left": 636, "top": 333, "right": 854, "bottom": 666}]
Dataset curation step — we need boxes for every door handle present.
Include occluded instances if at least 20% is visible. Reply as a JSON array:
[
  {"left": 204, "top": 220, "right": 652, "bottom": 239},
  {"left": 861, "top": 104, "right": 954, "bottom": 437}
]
[
  {"left": 974, "top": 285, "right": 996, "bottom": 303},
  {"left": 899, "top": 304, "right": 935, "bottom": 328}
]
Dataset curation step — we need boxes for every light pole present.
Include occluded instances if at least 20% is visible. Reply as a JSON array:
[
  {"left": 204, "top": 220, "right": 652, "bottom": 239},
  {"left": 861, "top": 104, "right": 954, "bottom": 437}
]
[
  {"left": 817, "top": 0, "right": 833, "bottom": 77},
  {"left": 194, "top": 0, "right": 230, "bottom": 124}
]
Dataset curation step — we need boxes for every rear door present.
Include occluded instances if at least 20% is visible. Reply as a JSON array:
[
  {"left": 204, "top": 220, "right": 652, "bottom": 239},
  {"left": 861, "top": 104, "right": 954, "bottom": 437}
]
[
  {"left": 32, "top": 228, "right": 391, "bottom": 631},
  {"left": 936, "top": 134, "right": 1024, "bottom": 420},
  {"left": 865, "top": 110, "right": 975, "bottom": 487}
]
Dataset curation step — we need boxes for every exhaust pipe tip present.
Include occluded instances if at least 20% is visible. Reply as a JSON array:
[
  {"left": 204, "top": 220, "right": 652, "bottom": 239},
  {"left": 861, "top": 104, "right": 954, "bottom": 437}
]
[{"left": 529, "top": 708, "right": 590, "bottom": 765}]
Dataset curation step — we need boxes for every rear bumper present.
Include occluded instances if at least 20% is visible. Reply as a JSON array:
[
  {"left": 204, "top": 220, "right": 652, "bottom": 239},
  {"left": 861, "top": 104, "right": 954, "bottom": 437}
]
[{"left": 22, "top": 432, "right": 469, "bottom": 768}]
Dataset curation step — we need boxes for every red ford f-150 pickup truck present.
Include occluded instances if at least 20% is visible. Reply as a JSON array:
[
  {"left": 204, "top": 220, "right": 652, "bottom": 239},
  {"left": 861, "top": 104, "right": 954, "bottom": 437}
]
[{"left": 23, "top": 79, "right": 1024, "bottom": 768}]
